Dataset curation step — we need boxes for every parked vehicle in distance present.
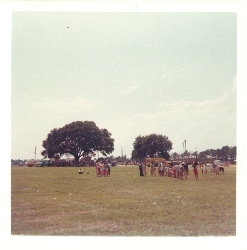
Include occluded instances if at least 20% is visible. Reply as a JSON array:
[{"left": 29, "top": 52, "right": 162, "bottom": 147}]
[
  {"left": 25, "top": 159, "right": 37, "bottom": 167},
  {"left": 35, "top": 160, "right": 50, "bottom": 167},
  {"left": 214, "top": 160, "right": 222, "bottom": 165}
]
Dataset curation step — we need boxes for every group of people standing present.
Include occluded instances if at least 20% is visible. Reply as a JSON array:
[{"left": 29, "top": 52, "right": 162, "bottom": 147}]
[
  {"left": 95, "top": 161, "right": 111, "bottom": 177},
  {"left": 166, "top": 162, "right": 191, "bottom": 180},
  {"left": 139, "top": 161, "right": 199, "bottom": 181}
]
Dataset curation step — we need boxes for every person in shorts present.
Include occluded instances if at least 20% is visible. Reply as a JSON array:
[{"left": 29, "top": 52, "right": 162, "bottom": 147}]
[
  {"left": 179, "top": 163, "right": 184, "bottom": 180},
  {"left": 192, "top": 162, "right": 198, "bottom": 180}
]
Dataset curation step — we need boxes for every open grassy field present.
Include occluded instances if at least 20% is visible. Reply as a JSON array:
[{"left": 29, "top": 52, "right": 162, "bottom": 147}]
[{"left": 11, "top": 165, "right": 236, "bottom": 236}]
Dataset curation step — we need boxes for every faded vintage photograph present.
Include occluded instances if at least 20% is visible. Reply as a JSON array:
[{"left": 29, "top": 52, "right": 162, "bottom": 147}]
[
  {"left": 11, "top": 11, "right": 237, "bottom": 237},
  {"left": 5, "top": 1, "right": 246, "bottom": 247}
]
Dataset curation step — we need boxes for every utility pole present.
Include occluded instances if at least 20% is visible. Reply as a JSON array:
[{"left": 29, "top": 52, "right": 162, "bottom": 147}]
[
  {"left": 35, "top": 146, "right": 37, "bottom": 160},
  {"left": 121, "top": 146, "right": 123, "bottom": 163}
]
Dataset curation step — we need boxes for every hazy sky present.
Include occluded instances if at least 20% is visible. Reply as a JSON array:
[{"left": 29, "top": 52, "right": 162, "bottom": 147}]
[{"left": 11, "top": 12, "right": 236, "bottom": 160}]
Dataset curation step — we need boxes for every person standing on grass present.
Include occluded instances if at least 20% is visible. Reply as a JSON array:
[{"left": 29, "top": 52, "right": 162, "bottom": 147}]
[
  {"left": 96, "top": 162, "right": 100, "bottom": 176},
  {"left": 173, "top": 165, "right": 176, "bottom": 178},
  {"left": 107, "top": 161, "right": 111, "bottom": 175},
  {"left": 161, "top": 162, "right": 165, "bottom": 176},
  {"left": 192, "top": 162, "right": 199, "bottom": 180},
  {"left": 95, "top": 162, "right": 98, "bottom": 175},
  {"left": 103, "top": 162, "right": 108, "bottom": 177},
  {"left": 179, "top": 163, "right": 184, "bottom": 180},
  {"left": 169, "top": 166, "right": 173, "bottom": 177},
  {"left": 201, "top": 163, "right": 204, "bottom": 174},
  {"left": 142, "top": 162, "right": 147, "bottom": 176},
  {"left": 139, "top": 162, "right": 143, "bottom": 176},
  {"left": 176, "top": 163, "right": 180, "bottom": 178},
  {"left": 153, "top": 163, "right": 158, "bottom": 176},
  {"left": 100, "top": 161, "right": 104, "bottom": 176},
  {"left": 150, "top": 163, "right": 154, "bottom": 176},
  {"left": 199, "top": 162, "right": 203, "bottom": 173},
  {"left": 183, "top": 162, "right": 189, "bottom": 180},
  {"left": 166, "top": 165, "right": 169, "bottom": 177}
]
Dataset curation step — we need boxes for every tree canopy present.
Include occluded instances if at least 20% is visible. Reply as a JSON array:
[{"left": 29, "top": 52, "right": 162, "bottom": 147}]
[
  {"left": 41, "top": 121, "right": 114, "bottom": 163},
  {"left": 131, "top": 134, "right": 173, "bottom": 160},
  {"left": 171, "top": 145, "right": 236, "bottom": 163}
]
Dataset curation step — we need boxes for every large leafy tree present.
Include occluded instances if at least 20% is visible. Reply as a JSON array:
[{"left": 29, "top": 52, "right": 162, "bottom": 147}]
[
  {"left": 131, "top": 134, "right": 173, "bottom": 160},
  {"left": 41, "top": 121, "right": 114, "bottom": 163}
]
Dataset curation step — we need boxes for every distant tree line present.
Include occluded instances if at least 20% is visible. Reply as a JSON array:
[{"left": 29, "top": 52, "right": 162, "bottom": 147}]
[
  {"left": 11, "top": 120, "right": 236, "bottom": 166},
  {"left": 170, "top": 145, "right": 236, "bottom": 163}
]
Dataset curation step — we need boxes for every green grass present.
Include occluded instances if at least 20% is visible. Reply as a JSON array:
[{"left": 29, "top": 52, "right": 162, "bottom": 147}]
[{"left": 11, "top": 165, "right": 236, "bottom": 236}]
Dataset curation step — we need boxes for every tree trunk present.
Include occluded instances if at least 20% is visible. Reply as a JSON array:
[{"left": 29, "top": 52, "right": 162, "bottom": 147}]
[{"left": 74, "top": 155, "right": 80, "bottom": 164}]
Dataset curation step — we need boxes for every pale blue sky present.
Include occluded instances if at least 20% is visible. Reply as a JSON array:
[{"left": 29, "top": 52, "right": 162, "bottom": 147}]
[{"left": 11, "top": 12, "right": 236, "bottom": 160}]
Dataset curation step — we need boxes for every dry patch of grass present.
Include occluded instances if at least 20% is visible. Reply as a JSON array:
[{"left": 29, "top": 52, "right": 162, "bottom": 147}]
[{"left": 11, "top": 165, "right": 236, "bottom": 236}]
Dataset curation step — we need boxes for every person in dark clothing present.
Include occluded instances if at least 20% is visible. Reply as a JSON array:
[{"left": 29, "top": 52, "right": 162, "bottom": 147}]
[
  {"left": 107, "top": 162, "right": 111, "bottom": 175},
  {"left": 183, "top": 163, "right": 189, "bottom": 180},
  {"left": 139, "top": 163, "right": 143, "bottom": 176}
]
